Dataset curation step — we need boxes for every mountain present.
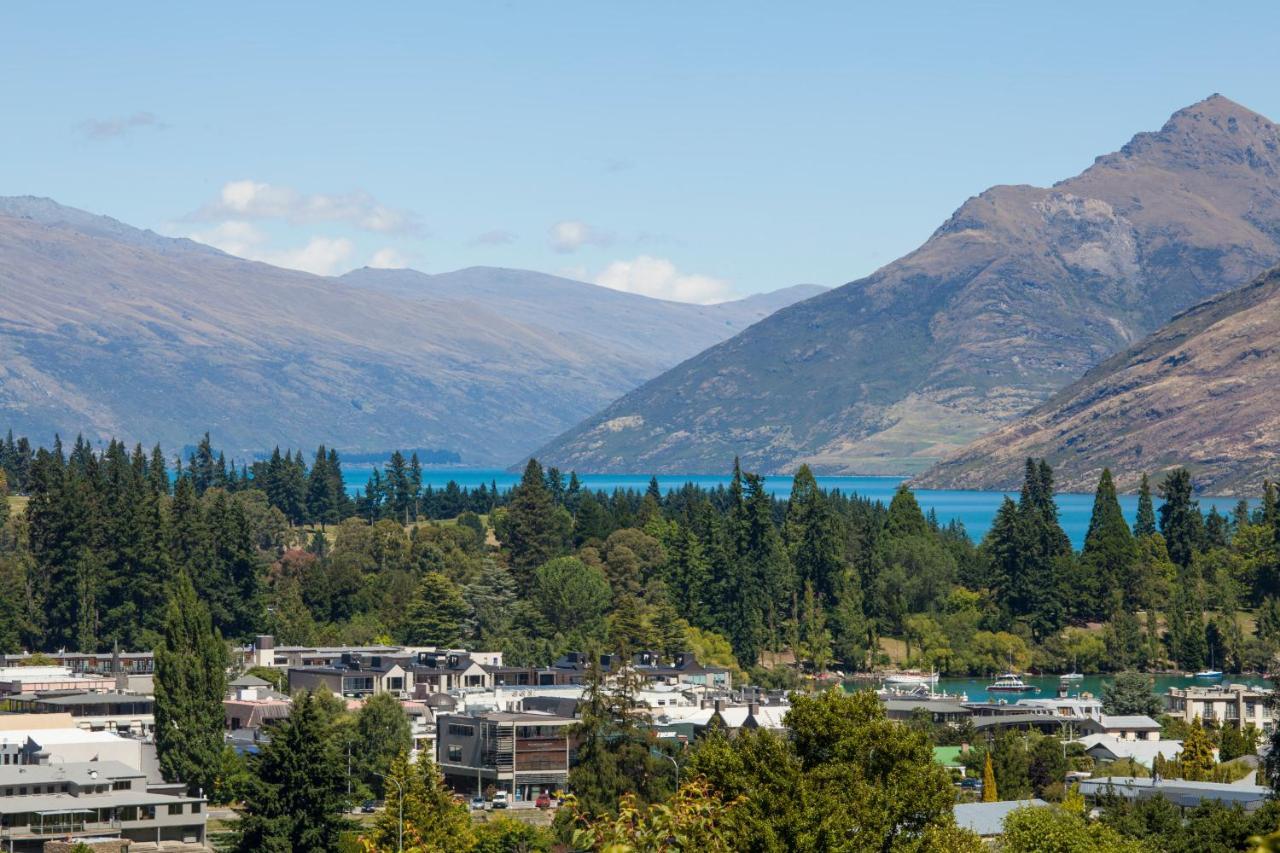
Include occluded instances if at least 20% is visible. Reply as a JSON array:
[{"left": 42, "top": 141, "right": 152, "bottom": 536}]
[
  {"left": 340, "top": 266, "right": 824, "bottom": 379},
  {"left": 913, "top": 266, "right": 1280, "bottom": 496},
  {"left": 533, "top": 95, "right": 1280, "bottom": 475},
  {"left": 0, "top": 197, "right": 818, "bottom": 463}
]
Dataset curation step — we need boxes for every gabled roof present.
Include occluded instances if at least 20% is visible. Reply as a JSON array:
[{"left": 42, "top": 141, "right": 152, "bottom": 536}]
[
  {"left": 1079, "top": 734, "right": 1182, "bottom": 768},
  {"left": 229, "top": 675, "right": 272, "bottom": 688}
]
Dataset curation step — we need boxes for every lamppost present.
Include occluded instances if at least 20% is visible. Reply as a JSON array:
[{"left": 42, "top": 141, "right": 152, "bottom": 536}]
[
  {"left": 650, "top": 748, "right": 678, "bottom": 789},
  {"left": 371, "top": 771, "right": 404, "bottom": 853}
]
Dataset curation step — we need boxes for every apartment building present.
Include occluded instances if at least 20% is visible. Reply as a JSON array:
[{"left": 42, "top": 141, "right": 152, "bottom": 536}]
[
  {"left": 1165, "top": 684, "right": 1273, "bottom": 730},
  {"left": 435, "top": 711, "right": 576, "bottom": 802}
]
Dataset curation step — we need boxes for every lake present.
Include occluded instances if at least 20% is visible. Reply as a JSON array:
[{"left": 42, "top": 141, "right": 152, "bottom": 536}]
[
  {"left": 343, "top": 468, "right": 1246, "bottom": 549},
  {"left": 856, "top": 673, "right": 1273, "bottom": 704}
]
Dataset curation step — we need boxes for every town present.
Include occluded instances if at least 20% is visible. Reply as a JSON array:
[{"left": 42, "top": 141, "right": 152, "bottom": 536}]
[{"left": 1, "top": 634, "right": 1276, "bottom": 850}]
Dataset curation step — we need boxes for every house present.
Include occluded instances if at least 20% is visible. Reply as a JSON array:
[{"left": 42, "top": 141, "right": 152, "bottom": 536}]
[
  {"left": 1076, "top": 715, "right": 1162, "bottom": 741},
  {"left": 246, "top": 635, "right": 404, "bottom": 670},
  {"left": 932, "top": 745, "right": 969, "bottom": 780},
  {"left": 0, "top": 760, "right": 205, "bottom": 851},
  {"left": 1078, "top": 776, "right": 1272, "bottom": 811},
  {"left": 1078, "top": 734, "right": 1185, "bottom": 769},
  {"left": 407, "top": 651, "right": 492, "bottom": 693},
  {"left": 1165, "top": 684, "right": 1273, "bottom": 731},
  {"left": 224, "top": 675, "right": 291, "bottom": 738},
  {"left": 1015, "top": 696, "right": 1104, "bottom": 720},
  {"left": 2, "top": 691, "right": 155, "bottom": 736},
  {"left": 435, "top": 710, "right": 576, "bottom": 802},
  {"left": 953, "top": 799, "right": 1049, "bottom": 838},
  {"left": 288, "top": 653, "right": 410, "bottom": 698}
]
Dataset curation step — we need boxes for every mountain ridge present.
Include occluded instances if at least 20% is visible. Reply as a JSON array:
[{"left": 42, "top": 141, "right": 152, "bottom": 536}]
[
  {"left": 912, "top": 265, "right": 1280, "bottom": 495},
  {"left": 532, "top": 95, "right": 1280, "bottom": 475},
  {"left": 0, "top": 197, "right": 819, "bottom": 462}
]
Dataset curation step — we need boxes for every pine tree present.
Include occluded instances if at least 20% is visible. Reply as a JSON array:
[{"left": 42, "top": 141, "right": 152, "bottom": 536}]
[
  {"left": 786, "top": 465, "right": 847, "bottom": 602},
  {"left": 232, "top": 691, "right": 355, "bottom": 851},
  {"left": 503, "top": 460, "right": 567, "bottom": 588},
  {"left": 982, "top": 752, "right": 998, "bottom": 802},
  {"left": 1176, "top": 719, "right": 1217, "bottom": 781},
  {"left": 1159, "top": 468, "right": 1204, "bottom": 569},
  {"left": 154, "top": 571, "right": 229, "bottom": 797},
  {"left": 364, "top": 751, "right": 473, "bottom": 852},
  {"left": 401, "top": 572, "right": 469, "bottom": 646}
]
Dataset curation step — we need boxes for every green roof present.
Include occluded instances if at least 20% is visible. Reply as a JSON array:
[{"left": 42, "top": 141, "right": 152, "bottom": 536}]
[{"left": 933, "top": 746, "right": 965, "bottom": 767}]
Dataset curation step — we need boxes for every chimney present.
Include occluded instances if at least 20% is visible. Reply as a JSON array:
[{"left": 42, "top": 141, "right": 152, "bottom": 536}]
[
  {"left": 713, "top": 699, "right": 724, "bottom": 714},
  {"left": 749, "top": 702, "right": 759, "bottom": 717}
]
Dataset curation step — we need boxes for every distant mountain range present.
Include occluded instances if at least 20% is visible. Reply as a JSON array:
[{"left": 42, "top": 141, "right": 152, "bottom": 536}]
[
  {"left": 914, "top": 266, "right": 1280, "bottom": 496},
  {"left": 533, "top": 95, "right": 1280, "bottom": 475},
  {"left": 0, "top": 197, "right": 821, "bottom": 463}
]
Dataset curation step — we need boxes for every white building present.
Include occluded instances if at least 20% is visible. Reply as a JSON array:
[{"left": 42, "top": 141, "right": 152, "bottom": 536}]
[{"left": 1165, "top": 684, "right": 1273, "bottom": 731}]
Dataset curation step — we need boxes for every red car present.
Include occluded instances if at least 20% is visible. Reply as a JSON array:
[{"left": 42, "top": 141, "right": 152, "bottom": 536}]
[{"left": 535, "top": 792, "right": 552, "bottom": 810}]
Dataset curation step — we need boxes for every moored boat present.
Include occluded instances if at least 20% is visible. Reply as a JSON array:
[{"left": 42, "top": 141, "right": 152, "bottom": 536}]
[{"left": 987, "top": 673, "right": 1037, "bottom": 693}]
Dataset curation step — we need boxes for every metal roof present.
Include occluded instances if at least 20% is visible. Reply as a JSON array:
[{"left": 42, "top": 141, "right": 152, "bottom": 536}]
[
  {"left": 1079, "top": 776, "right": 1271, "bottom": 809},
  {"left": 953, "top": 799, "right": 1048, "bottom": 836}
]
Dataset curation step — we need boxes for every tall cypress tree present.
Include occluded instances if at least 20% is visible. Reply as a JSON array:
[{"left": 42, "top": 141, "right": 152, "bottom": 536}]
[
  {"left": 155, "top": 571, "right": 229, "bottom": 797},
  {"left": 1081, "top": 469, "right": 1138, "bottom": 616}
]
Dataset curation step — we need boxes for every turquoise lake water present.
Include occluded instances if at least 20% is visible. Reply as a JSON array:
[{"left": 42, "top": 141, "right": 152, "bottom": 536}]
[{"left": 343, "top": 468, "right": 1247, "bottom": 549}]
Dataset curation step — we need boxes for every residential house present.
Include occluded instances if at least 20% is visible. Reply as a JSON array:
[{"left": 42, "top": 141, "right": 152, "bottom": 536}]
[
  {"left": 882, "top": 698, "right": 973, "bottom": 726},
  {"left": 0, "top": 760, "right": 205, "bottom": 852},
  {"left": 287, "top": 653, "right": 410, "bottom": 698},
  {"left": 223, "top": 675, "right": 291, "bottom": 741},
  {"left": 407, "top": 652, "right": 492, "bottom": 693},
  {"left": 1078, "top": 734, "right": 1186, "bottom": 769},
  {"left": 1076, "top": 715, "right": 1163, "bottom": 741}
]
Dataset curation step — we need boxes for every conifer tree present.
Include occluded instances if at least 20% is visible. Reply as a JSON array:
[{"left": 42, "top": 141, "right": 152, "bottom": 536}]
[
  {"left": 401, "top": 572, "right": 469, "bottom": 646},
  {"left": 982, "top": 753, "right": 998, "bottom": 802},
  {"left": 1081, "top": 469, "right": 1138, "bottom": 617},
  {"left": 1159, "top": 468, "right": 1204, "bottom": 569},
  {"left": 502, "top": 459, "right": 567, "bottom": 589},
  {"left": 155, "top": 571, "right": 229, "bottom": 797},
  {"left": 1176, "top": 719, "right": 1217, "bottom": 781},
  {"left": 363, "top": 751, "right": 473, "bottom": 853},
  {"left": 232, "top": 691, "right": 355, "bottom": 851},
  {"left": 786, "top": 465, "right": 846, "bottom": 602}
]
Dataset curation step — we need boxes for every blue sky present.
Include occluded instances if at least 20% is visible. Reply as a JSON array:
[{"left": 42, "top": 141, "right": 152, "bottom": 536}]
[{"left": 3, "top": 2, "right": 1279, "bottom": 301}]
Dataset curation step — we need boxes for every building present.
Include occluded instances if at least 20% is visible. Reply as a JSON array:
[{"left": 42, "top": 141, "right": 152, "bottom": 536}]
[
  {"left": 0, "top": 727, "right": 143, "bottom": 770},
  {"left": 223, "top": 675, "right": 291, "bottom": 740},
  {"left": 408, "top": 652, "right": 493, "bottom": 693},
  {"left": 2, "top": 692, "right": 155, "bottom": 736},
  {"left": 435, "top": 711, "right": 576, "bottom": 802},
  {"left": 881, "top": 698, "right": 972, "bottom": 726},
  {"left": 1076, "top": 715, "right": 1162, "bottom": 741},
  {"left": 1078, "top": 734, "right": 1185, "bottom": 769},
  {"left": 0, "top": 760, "right": 205, "bottom": 851},
  {"left": 1078, "top": 776, "right": 1271, "bottom": 811},
  {"left": 953, "top": 799, "right": 1049, "bottom": 839},
  {"left": 287, "top": 653, "right": 410, "bottom": 698},
  {"left": 0, "top": 668, "right": 114, "bottom": 698},
  {"left": 1015, "top": 696, "right": 1104, "bottom": 720},
  {"left": 1165, "top": 684, "right": 1272, "bottom": 730}
]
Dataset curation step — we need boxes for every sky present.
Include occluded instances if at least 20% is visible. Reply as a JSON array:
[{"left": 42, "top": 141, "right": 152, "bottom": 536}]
[{"left": 3, "top": 2, "right": 1280, "bottom": 303}]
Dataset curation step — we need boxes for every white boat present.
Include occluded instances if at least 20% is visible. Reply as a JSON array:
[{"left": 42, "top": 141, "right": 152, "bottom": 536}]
[
  {"left": 882, "top": 671, "right": 939, "bottom": 689},
  {"left": 1060, "top": 671, "right": 1084, "bottom": 682},
  {"left": 1194, "top": 669, "right": 1223, "bottom": 681},
  {"left": 987, "top": 673, "right": 1037, "bottom": 693}
]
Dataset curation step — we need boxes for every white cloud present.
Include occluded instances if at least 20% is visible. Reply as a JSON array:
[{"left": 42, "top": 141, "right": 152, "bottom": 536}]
[
  {"left": 593, "top": 255, "right": 732, "bottom": 304},
  {"left": 369, "top": 247, "right": 409, "bottom": 269},
  {"left": 187, "top": 221, "right": 354, "bottom": 276},
  {"left": 188, "top": 180, "right": 420, "bottom": 235},
  {"left": 78, "top": 111, "right": 164, "bottom": 139},
  {"left": 549, "top": 220, "right": 612, "bottom": 253}
]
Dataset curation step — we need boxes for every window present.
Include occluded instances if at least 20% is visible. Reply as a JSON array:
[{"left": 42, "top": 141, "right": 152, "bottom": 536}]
[
  {"left": 387, "top": 677, "right": 404, "bottom": 691},
  {"left": 113, "top": 780, "right": 131, "bottom": 791},
  {"left": 191, "top": 802, "right": 201, "bottom": 813},
  {"left": 447, "top": 746, "right": 463, "bottom": 762},
  {"left": 169, "top": 804, "right": 184, "bottom": 815},
  {"left": 448, "top": 723, "right": 475, "bottom": 737}
]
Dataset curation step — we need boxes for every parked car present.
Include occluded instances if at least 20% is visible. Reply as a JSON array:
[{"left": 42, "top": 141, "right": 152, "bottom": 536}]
[
  {"left": 492, "top": 791, "right": 510, "bottom": 809},
  {"left": 957, "top": 778, "right": 981, "bottom": 790},
  {"left": 360, "top": 799, "right": 378, "bottom": 813},
  {"left": 535, "top": 792, "right": 552, "bottom": 809},
  {"left": 470, "top": 796, "right": 486, "bottom": 810}
]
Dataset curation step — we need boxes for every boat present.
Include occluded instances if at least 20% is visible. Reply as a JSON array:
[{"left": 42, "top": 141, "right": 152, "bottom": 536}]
[
  {"left": 882, "top": 671, "right": 939, "bottom": 689},
  {"left": 1194, "top": 669, "right": 1224, "bottom": 681},
  {"left": 1060, "top": 656, "right": 1083, "bottom": 682},
  {"left": 987, "top": 673, "right": 1037, "bottom": 693}
]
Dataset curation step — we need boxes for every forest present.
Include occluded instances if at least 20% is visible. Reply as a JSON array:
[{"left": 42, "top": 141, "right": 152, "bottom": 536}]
[{"left": 0, "top": 431, "right": 1278, "bottom": 682}]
